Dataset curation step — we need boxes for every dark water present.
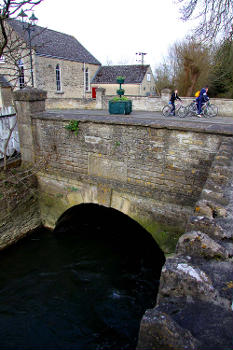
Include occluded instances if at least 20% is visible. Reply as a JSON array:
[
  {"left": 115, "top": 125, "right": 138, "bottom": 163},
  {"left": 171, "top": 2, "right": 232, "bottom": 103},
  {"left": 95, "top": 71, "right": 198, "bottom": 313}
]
[{"left": 0, "top": 204, "right": 165, "bottom": 350}]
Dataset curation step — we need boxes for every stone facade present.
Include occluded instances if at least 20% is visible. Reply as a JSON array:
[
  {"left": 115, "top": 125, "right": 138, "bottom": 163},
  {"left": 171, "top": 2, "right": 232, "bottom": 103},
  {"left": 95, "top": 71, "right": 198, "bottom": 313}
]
[
  {"left": 0, "top": 20, "right": 100, "bottom": 104},
  {"left": 34, "top": 56, "right": 99, "bottom": 99}
]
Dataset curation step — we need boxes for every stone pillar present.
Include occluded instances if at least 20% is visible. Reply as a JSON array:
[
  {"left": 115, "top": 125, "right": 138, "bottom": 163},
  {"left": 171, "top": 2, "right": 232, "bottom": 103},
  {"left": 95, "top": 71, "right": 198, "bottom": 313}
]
[
  {"left": 96, "top": 87, "right": 106, "bottom": 109},
  {"left": 161, "top": 88, "right": 171, "bottom": 102},
  {"left": 13, "top": 87, "right": 47, "bottom": 164}
]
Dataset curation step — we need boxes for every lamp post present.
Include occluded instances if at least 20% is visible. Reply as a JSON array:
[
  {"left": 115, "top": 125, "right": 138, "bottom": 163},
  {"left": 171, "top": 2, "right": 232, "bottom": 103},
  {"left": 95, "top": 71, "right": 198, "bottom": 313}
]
[{"left": 18, "top": 10, "right": 38, "bottom": 87}]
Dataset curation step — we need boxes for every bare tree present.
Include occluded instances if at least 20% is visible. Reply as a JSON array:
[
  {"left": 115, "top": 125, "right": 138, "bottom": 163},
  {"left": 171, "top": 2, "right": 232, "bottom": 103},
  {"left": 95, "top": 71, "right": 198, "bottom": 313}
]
[
  {"left": 0, "top": 0, "right": 43, "bottom": 169},
  {"left": 177, "top": 0, "right": 233, "bottom": 40},
  {"left": 154, "top": 37, "right": 212, "bottom": 96},
  {"left": 174, "top": 38, "right": 211, "bottom": 96},
  {"left": 0, "top": 0, "right": 43, "bottom": 57}
]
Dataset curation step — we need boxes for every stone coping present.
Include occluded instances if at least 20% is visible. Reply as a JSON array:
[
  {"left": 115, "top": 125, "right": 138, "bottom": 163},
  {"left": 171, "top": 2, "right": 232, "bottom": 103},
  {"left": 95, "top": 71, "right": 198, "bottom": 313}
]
[{"left": 33, "top": 109, "right": 233, "bottom": 136}]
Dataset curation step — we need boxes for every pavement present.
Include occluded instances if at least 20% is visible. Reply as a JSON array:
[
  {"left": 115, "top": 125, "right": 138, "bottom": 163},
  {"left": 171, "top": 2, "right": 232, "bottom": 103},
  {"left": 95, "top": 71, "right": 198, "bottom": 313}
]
[
  {"left": 36, "top": 109, "right": 233, "bottom": 136},
  {"left": 42, "top": 109, "right": 233, "bottom": 123}
]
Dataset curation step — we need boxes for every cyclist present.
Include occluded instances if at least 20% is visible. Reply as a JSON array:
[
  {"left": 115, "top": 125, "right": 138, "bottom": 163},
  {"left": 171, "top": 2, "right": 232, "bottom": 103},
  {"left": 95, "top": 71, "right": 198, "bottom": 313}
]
[
  {"left": 196, "top": 86, "right": 209, "bottom": 117},
  {"left": 169, "top": 89, "right": 182, "bottom": 116}
]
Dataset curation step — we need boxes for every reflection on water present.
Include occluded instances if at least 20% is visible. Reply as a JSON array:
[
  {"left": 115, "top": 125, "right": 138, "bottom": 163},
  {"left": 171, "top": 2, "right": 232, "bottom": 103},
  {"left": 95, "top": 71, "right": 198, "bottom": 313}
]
[{"left": 0, "top": 204, "right": 165, "bottom": 349}]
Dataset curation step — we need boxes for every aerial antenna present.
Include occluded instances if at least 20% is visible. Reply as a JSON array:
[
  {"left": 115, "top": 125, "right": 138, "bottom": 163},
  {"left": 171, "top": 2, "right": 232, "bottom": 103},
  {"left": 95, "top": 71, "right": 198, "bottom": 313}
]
[{"left": 136, "top": 52, "right": 147, "bottom": 65}]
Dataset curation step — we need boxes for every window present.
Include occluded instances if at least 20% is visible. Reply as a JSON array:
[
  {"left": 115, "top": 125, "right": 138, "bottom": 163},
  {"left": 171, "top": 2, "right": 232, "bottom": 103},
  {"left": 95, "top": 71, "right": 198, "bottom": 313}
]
[
  {"left": 18, "top": 59, "right": 24, "bottom": 89},
  {"left": 85, "top": 68, "right": 89, "bottom": 91},
  {"left": 147, "top": 73, "right": 151, "bottom": 82},
  {"left": 56, "top": 64, "right": 61, "bottom": 91}
]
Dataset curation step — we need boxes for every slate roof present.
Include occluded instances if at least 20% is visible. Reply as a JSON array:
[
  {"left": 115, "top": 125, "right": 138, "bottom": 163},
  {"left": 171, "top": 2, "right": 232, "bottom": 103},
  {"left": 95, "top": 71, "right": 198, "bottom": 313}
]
[
  {"left": 0, "top": 75, "right": 11, "bottom": 87},
  {"left": 91, "top": 65, "right": 150, "bottom": 84},
  {"left": 7, "top": 19, "right": 101, "bottom": 65}
]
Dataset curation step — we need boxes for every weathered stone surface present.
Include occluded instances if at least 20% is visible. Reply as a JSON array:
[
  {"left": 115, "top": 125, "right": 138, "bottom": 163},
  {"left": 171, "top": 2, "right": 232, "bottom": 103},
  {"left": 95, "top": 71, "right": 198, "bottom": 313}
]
[
  {"left": 27, "top": 112, "right": 228, "bottom": 231},
  {"left": 195, "top": 199, "right": 229, "bottom": 218},
  {"left": 13, "top": 87, "right": 47, "bottom": 101},
  {"left": 137, "top": 308, "right": 200, "bottom": 350},
  {"left": 0, "top": 195, "right": 41, "bottom": 250},
  {"left": 156, "top": 300, "right": 233, "bottom": 350},
  {"left": 158, "top": 256, "right": 230, "bottom": 308},
  {"left": 176, "top": 231, "right": 230, "bottom": 259},
  {"left": 186, "top": 216, "right": 229, "bottom": 240},
  {"left": 194, "top": 201, "right": 213, "bottom": 218}
]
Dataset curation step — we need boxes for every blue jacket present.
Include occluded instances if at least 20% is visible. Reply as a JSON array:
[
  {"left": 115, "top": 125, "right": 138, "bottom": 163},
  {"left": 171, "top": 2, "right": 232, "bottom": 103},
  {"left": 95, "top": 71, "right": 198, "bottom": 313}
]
[{"left": 197, "top": 88, "right": 209, "bottom": 103}]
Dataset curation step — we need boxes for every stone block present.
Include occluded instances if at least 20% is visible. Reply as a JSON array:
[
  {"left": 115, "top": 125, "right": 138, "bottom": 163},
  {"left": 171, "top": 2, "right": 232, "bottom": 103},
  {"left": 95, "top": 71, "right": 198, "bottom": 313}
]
[
  {"left": 176, "top": 231, "right": 230, "bottom": 259},
  {"left": 158, "top": 256, "right": 229, "bottom": 308},
  {"left": 88, "top": 154, "right": 127, "bottom": 182},
  {"left": 137, "top": 308, "right": 199, "bottom": 350}
]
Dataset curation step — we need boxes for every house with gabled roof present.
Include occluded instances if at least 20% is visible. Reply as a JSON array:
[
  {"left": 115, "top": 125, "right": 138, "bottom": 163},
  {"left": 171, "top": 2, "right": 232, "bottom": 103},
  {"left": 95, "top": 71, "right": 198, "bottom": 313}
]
[
  {"left": 91, "top": 65, "right": 156, "bottom": 97},
  {"left": 0, "top": 19, "right": 101, "bottom": 104}
]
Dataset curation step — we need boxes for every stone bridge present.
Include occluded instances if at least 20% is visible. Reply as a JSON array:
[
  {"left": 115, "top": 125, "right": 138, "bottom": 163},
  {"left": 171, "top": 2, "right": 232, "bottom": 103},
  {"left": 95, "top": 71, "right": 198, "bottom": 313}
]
[
  {"left": 12, "top": 88, "right": 233, "bottom": 349},
  {"left": 14, "top": 88, "right": 233, "bottom": 253}
]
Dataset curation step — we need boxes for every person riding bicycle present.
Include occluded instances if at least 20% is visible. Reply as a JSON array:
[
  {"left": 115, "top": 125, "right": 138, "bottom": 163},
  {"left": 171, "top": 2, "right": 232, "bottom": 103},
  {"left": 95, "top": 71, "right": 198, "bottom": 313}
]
[
  {"left": 169, "top": 89, "right": 182, "bottom": 116},
  {"left": 196, "top": 86, "right": 209, "bottom": 117}
]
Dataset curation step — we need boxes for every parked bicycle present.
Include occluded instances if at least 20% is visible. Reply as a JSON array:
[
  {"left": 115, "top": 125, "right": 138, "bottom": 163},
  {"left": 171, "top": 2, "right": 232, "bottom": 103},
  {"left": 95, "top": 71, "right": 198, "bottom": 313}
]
[
  {"left": 184, "top": 100, "right": 218, "bottom": 118},
  {"left": 162, "top": 101, "right": 186, "bottom": 118}
]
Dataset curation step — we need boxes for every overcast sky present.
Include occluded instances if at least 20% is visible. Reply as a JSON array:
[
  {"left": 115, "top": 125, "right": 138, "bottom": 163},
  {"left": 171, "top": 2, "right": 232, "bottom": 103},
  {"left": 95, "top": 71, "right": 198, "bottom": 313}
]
[{"left": 33, "top": 0, "right": 194, "bottom": 70}]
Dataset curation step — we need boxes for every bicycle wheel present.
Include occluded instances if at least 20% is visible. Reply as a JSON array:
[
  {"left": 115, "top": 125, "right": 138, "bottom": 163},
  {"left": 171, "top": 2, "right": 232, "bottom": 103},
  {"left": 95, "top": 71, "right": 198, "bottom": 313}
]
[
  {"left": 178, "top": 105, "right": 187, "bottom": 118},
  {"left": 206, "top": 104, "right": 218, "bottom": 117},
  {"left": 190, "top": 102, "right": 198, "bottom": 115},
  {"left": 185, "top": 102, "right": 197, "bottom": 117},
  {"left": 162, "top": 105, "right": 171, "bottom": 117}
]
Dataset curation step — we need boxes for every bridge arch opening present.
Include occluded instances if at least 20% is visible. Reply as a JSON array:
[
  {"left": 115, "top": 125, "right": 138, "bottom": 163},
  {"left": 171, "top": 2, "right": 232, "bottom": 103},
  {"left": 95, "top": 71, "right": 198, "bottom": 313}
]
[
  {"left": 54, "top": 203, "right": 165, "bottom": 271},
  {"left": 53, "top": 203, "right": 165, "bottom": 349}
]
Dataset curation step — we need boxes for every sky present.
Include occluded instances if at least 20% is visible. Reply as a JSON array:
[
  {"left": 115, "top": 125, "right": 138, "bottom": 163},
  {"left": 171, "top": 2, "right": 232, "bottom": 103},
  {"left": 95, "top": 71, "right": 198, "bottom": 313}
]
[{"left": 33, "top": 0, "right": 194, "bottom": 71}]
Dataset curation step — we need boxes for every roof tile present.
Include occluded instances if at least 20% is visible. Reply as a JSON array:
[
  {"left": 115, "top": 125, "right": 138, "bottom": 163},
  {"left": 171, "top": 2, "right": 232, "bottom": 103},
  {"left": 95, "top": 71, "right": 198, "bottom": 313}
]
[
  {"left": 92, "top": 65, "right": 150, "bottom": 84},
  {"left": 8, "top": 19, "right": 101, "bottom": 65}
]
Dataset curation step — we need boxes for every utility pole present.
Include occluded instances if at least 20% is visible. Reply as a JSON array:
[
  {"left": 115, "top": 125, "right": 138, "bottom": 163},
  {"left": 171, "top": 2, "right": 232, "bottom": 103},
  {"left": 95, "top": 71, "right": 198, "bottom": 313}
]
[{"left": 136, "top": 52, "right": 147, "bottom": 65}]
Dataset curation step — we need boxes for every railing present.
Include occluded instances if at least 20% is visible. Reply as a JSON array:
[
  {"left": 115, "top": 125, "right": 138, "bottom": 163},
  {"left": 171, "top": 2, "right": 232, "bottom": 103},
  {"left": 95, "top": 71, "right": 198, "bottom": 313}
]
[{"left": 0, "top": 106, "right": 20, "bottom": 159}]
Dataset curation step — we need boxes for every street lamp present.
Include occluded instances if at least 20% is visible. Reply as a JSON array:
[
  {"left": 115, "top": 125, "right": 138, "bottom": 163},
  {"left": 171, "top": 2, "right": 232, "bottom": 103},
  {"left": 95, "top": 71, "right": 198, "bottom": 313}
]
[{"left": 18, "top": 10, "right": 38, "bottom": 87}]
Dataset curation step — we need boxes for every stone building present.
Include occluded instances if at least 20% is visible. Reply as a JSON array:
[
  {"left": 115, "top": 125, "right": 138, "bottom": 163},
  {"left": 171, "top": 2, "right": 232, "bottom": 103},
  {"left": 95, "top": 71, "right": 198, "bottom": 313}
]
[
  {"left": 0, "top": 19, "right": 101, "bottom": 104},
  {"left": 91, "top": 65, "right": 157, "bottom": 97}
]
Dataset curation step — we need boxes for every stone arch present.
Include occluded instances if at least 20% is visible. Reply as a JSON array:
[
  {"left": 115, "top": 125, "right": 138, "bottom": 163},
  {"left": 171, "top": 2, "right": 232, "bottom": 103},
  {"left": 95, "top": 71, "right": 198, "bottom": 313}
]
[
  {"left": 39, "top": 179, "right": 181, "bottom": 254},
  {"left": 54, "top": 202, "right": 165, "bottom": 269}
]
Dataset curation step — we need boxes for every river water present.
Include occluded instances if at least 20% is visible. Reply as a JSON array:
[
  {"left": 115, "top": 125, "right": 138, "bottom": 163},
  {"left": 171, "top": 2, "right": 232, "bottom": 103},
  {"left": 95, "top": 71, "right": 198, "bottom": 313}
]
[{"left": 0, "top": 204, "right": 165, "bottom": 350}]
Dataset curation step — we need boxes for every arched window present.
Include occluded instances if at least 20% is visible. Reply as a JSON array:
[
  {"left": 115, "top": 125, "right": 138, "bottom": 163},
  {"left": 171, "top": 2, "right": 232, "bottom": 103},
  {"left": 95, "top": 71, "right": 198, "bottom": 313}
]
[
  {"left": 18, "top": 59, "right": 24, "bottom": 89},
  {"left": 85, "top": 68, "right": 89, "bottom": 91},
  {"left": 56, "top": 64, "right": 61, "bottom": 91}
]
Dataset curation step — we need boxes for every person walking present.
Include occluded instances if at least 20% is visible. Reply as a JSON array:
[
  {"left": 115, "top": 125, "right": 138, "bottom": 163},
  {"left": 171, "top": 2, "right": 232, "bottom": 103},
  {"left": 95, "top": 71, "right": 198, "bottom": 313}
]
[
  {"left": 196, "top": 86, "right": 209, "bottom": 117},
  {"left": 169, "top": 90, "right": 181, "bottom": 116}
]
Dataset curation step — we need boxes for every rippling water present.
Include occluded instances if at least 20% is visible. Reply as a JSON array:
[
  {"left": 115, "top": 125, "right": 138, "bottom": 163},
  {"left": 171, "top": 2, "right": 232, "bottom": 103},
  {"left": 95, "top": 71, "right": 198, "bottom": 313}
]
[{"left": 0, "top": 204, "right": 165, "bottom": 349}]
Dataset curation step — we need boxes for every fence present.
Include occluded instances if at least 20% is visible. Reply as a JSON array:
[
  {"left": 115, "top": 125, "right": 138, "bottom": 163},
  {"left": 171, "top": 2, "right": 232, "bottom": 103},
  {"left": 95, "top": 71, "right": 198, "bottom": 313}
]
[{"left": 0, "top": 106, "right": 20, "bottom": 159}]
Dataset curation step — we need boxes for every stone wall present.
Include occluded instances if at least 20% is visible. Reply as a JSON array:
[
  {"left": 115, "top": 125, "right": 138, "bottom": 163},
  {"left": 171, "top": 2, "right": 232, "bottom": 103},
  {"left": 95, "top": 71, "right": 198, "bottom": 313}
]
[
  {"left": 27, "top": 110, "right": 225, "bottom": 254},
  {"left": 45, "top": 97, "right": 97, "bottom": 110},
  {"left": 0, "top": 174, "right": 41, "bottom": 250},
  {"left": 137, "top": 136, "right": 233, "bottom": 350},
  {"left": 45, "top": 89, "right": 233, "bottom": 117},
  {"left": 104, "top": 95, "right": 233, "bottom": 117}
]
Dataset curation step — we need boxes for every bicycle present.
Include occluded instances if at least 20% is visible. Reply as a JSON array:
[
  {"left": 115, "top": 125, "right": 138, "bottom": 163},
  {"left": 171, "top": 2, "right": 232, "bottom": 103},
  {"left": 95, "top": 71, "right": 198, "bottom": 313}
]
[
  {"left": 162, "top": 101, "right": 186, "bottom": 118},
  {"left": 185, "top": 100, "right": 218, "bottom": 118}
]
